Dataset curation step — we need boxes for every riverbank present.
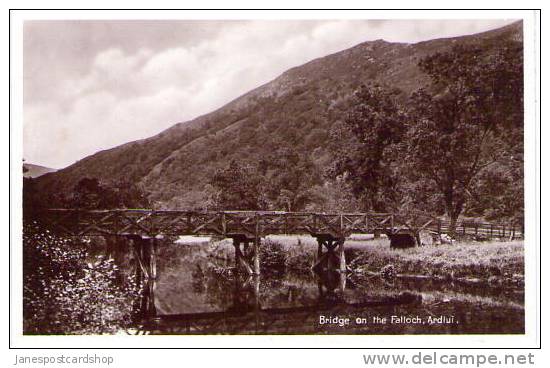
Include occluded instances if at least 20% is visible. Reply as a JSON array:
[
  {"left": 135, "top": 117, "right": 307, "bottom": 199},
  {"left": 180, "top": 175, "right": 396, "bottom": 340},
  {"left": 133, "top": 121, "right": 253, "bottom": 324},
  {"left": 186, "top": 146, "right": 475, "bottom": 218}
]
[
  {"left": 208, "top": 236, "right": 524, "bottom": 287},
  {"left": 349, "top": 240, "right": 524, "bottom": 288}
]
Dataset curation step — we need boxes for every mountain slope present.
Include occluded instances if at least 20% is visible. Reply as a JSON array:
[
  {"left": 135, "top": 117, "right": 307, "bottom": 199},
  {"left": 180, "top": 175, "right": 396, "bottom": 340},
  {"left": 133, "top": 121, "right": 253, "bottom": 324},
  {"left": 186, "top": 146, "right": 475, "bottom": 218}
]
[
  {"left": 34, "top": 21, "right": 523, "bottom": 209},
  {"left": 23, "top": 163, "right": 56, "bottom": 178}
]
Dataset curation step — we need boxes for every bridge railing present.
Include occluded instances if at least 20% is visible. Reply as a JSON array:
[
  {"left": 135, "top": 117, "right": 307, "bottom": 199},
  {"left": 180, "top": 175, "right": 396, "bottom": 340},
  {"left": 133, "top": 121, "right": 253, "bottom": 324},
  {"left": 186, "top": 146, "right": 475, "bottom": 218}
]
[
  {"left": 35, "top": 209, "right": 522, "bottom": 240},
  {"left": 36, "top": 209, "right": 396, "bottom": 238}
]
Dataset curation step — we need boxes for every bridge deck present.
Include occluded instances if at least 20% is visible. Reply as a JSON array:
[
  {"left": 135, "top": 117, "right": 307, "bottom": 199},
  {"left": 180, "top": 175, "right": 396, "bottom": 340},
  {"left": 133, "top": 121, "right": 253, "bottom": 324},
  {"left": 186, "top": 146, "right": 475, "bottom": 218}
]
[{"left": 38, "top": 209, "right": 522, "bottom": 240}]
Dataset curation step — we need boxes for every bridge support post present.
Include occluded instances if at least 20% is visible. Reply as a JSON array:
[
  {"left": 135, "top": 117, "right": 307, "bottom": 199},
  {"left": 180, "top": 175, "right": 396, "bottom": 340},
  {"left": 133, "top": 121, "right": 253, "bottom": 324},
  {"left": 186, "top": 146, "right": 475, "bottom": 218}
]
[
  {"left": 148, "top": 238, "right": 157, "bottom": 280},
  {"left": 233, "top": 236, "right": 260, "bottom": 275},
  {"left": 138, "top": 279, "right": 157, "bottom": 319},
  {"left": 130, "top": 237, "right": 157, "bottom": 322},
  {"left": 312, "top": 235, "right": 347, "bottom": 274},
  {"left": 316, "top": 269, "right": 346, "bottom": 302},
  {"left": 132, "top": 236, "right": 157, "bottom": 281},
  {"left": 338, "top": 239, "right": 346, "bottom": 273}
]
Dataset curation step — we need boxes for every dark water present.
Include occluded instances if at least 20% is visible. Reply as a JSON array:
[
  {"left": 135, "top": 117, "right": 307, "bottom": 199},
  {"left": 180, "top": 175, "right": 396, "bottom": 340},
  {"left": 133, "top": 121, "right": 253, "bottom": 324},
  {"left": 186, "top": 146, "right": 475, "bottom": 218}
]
[{"left": 121, "top": 239, "right": 524, "bottom": 335}]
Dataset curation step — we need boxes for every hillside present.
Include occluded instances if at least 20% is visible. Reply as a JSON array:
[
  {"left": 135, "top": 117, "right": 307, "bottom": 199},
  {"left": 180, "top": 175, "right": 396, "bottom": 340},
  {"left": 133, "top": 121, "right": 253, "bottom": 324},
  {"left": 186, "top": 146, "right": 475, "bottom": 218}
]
[
  {"left": 23, "top": 163, "right": 56, "bottom": 179},
  {"left": 33, "top": 21, "right": 523, "bottom": 210}
]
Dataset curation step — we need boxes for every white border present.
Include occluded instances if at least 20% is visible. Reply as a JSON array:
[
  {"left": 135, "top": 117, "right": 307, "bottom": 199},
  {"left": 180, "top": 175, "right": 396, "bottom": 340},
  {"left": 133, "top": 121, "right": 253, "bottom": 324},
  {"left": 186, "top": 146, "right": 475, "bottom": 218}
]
[{"left": 9, "top": 9, "right": 540, "bottom": 349}]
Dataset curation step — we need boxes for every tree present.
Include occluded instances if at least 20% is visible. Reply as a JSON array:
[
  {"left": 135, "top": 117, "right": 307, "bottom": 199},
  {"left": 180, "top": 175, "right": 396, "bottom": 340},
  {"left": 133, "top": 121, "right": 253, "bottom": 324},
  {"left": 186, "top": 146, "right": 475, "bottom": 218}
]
[
  {"left": 70, "top": 177, "right": 150, "bottom": 209},
  {"left": 309, "top": 179, "right": 362, "bottom": 213},
  {"left": 260, "top": 147, "right": 322, "bottom": 211},
  {"left": 404, "top": 42, "right": 523, "bottom": 231},
  {"left": 209, "top": 160, "right": 266, "bottom": 210},
  {"left": 329, "top": 41, "right": 523, "bottom": 233},
  {"left": 327, "top": 84, "right": 408, "bottom": 212},
  {"left": 462, "top": 155, "right": 524, "bottom": 227}
]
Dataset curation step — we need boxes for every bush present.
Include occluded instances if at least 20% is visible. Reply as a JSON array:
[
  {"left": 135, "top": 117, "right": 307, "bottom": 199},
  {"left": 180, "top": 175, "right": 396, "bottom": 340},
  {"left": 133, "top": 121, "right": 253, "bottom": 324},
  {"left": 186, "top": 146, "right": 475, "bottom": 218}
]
[
  {"left": 23, "top": 223, "right": 141, "bottom": 334},
  {"left": 260, "top": 239, "right": 287, "bottom": 272}
]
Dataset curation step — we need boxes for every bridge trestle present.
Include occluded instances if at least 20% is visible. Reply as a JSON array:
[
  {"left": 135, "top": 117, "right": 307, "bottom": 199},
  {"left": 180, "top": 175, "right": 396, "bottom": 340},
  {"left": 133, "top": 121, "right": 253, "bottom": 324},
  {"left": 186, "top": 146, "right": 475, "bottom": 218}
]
[
  {"left": 232, "top": 235, "right": 260, "bottom": 275},
  {"left": 131, "top": 236, "right": 158, "bottom": 281},
  {"left": 311, "top": 235, "right": 347, "bottom": 274}
]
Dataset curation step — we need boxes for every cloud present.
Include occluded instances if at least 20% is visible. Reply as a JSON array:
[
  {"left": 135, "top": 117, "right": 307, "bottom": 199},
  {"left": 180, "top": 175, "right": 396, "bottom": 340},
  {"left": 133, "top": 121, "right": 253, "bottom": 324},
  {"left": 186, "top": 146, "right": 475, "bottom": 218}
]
[{"left": 23, "top": 19, "right": 517, "bottom": 168}]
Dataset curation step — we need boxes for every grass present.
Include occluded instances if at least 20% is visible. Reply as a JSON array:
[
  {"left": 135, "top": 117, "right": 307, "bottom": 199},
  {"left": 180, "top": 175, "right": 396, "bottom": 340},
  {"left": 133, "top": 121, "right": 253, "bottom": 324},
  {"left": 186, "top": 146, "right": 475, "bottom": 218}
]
[
  {"left": 350, "top": 240, "right": 523, "bottom": 285},
  {"left": 208, "top": 235, "right": 524, "bottom": 287}
]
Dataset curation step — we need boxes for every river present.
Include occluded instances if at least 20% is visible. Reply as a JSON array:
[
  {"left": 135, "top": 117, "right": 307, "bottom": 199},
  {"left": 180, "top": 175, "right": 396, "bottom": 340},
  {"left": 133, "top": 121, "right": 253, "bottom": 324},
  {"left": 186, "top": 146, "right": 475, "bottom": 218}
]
[{"left": 116, "top": 237, "right": 524, "bottom": 335}]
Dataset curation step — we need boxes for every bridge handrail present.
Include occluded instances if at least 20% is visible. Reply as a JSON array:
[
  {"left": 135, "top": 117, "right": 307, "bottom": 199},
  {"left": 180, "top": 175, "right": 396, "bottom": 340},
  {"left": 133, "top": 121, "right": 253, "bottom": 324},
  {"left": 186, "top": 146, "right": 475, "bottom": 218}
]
[
  {"left": 41, "top": 208, "right": 395, "bottom": 216},
  {"left": 34, "top": 208, "right": 522, "bottom": 239}
]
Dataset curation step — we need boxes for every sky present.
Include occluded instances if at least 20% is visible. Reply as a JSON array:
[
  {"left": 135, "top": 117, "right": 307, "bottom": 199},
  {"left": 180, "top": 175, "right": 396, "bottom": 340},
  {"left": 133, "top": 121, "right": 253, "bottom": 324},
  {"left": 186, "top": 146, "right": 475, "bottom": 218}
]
[{"left": 23, "top": 19, "right": 517, "bottom": 169}]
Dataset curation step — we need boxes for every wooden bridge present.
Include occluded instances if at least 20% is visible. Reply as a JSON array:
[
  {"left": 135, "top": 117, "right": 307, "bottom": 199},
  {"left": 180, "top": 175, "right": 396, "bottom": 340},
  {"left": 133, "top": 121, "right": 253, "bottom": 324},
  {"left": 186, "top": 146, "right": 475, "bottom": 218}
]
[{"left": 37, "top": 209, "right": 523, "bottom": 277}]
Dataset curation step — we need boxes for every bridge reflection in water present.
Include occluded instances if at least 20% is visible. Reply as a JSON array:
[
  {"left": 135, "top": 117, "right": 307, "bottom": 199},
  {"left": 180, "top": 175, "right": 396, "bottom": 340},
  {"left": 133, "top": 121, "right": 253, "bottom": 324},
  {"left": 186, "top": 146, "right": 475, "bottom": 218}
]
[{"left": 130, "top": 270, "right": 422, "bottom": 335}]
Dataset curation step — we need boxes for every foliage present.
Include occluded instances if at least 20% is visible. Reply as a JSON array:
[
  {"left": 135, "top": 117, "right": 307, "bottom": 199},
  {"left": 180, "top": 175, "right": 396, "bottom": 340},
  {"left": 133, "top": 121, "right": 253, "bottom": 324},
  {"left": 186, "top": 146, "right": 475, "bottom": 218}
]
[
  {"left": 209, "top": 160, "right": 267, "bottom": 210},
  {"left": 70, "top": 177, "right": 150, "bottom": 209},
  {"left": 351, "top": 239, "right": 524, "bottom": 286},
  {"left": 259, "top": 239, "right": 287, "bottom": 272},
  {"left": 405, "top": 42, "right": 523, "bottom": 229},
  {"left": 258, "top": 146, "right": 323, "bottom": 211},
  {"left": 307, "top": 179, "right": 362, "bottom": 213},
  {"left": 464, "top": 161, "right": 524, "bottom": 226},
  {"left": 209, "top": 148, "right": 323, "bottom": 211},
  {"left": 380, "top": 264, "right": 396, "bottom": 279},
  {"left": 327, "top": 84, "right": 408, "bottom": 212},
  {"left": 24, "top": 176, "right": 151, "bottom": 213},
  {"left": 328, "top": 40, "right": 523, "bottom": 230},
  {"left": 23, "top": 223, "right": 141, "bottom": 334},
  {"left": 210, "top": 234, "right": 523, "bottom": 286}
]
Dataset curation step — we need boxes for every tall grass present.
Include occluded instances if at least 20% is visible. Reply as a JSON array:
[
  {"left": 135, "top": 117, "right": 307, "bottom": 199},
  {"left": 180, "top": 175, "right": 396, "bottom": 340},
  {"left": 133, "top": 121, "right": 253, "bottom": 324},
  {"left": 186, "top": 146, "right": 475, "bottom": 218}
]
[
  {"left": 351, "top": 240, "right": 524, "bottom": 283},
  {"left": 208, "top": 235, "right": 523, "bottom": 286}
]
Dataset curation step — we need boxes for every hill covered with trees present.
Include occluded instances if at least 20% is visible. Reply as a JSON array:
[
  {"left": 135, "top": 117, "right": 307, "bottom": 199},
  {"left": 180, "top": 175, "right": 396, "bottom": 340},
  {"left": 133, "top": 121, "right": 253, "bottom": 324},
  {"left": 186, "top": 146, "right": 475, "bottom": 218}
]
[{"left": 30, "top": 21, "right": 524, "bottom": 227}]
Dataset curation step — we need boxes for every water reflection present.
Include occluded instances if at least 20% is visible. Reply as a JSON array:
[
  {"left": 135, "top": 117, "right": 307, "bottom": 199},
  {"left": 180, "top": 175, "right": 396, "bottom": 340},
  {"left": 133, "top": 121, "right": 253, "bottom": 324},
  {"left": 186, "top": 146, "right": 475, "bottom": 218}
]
[{"left": 123, "top": 239, "right": 524, "bottom": 335}]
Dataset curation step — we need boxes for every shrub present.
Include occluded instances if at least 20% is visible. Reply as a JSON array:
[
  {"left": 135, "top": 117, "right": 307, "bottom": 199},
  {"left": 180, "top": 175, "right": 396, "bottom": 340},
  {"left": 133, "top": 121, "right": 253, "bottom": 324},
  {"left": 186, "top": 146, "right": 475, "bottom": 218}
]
[
  {"left": 23, "top": 223, "right": 141, "bottom": 334},
  {"left": 260, "top": 239, "right": 287, "bottom": 272}
]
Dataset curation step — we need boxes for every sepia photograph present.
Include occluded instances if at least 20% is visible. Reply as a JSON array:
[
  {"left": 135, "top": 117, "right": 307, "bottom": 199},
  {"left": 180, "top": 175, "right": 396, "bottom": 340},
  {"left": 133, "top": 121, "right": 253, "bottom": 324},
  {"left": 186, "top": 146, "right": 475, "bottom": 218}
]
[{"left": 11, "top": 10, "right": 539, "bottom": 348}]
